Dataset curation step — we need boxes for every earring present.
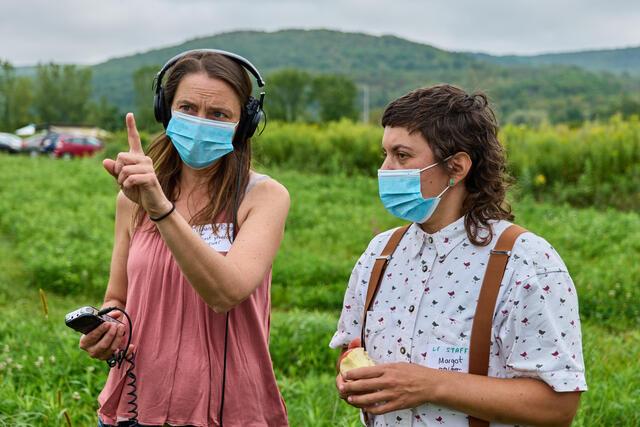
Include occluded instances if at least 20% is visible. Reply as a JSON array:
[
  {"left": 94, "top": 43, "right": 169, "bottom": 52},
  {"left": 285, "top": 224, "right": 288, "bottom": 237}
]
[{"left": 449, "top": 178, "right": 455, "bottom": 187}]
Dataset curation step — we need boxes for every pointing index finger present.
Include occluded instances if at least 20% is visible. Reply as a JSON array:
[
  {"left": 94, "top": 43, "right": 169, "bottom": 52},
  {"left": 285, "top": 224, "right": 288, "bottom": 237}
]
[{"left": 126, "top": 112, "right": 144, "bottom": 154}]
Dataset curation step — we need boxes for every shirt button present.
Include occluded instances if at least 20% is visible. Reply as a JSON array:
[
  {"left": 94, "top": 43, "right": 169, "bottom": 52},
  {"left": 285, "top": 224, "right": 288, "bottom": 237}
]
[
  {"left": 400, "top": 346, "right": 406, "bottom": 355},
  {"left": 422, "top": 265, "right": 428, "bottom": 272},
  {"left": 409, "top": 305, "right": 415, "bottom": 313},
  {"left": 428, "top": 236, "right": 434, "bottom": 244}
]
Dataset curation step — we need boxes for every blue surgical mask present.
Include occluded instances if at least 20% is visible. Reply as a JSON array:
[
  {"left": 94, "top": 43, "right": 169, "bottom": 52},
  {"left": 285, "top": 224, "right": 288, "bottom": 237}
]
[
  {"left": 378, "top": 158, "right": 452, "bottom": 223},
  {"left": 166, "top": 110, "right": 237, "bottom": 169}
]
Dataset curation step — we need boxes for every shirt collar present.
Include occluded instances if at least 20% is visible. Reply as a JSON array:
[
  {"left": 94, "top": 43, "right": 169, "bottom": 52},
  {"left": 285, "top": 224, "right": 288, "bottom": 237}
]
[{"left": 408, "top": 216, "right": 468, "bottom": 259}]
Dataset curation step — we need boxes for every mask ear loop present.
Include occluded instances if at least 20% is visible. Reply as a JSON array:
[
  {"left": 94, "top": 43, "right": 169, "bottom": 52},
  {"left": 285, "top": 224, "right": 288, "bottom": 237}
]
[
  {"left": 436, "top": 182, "right": 452, "bottom": 198},
  {"left": 419, "top": 162, "right": 439, "bottom": 173},
  {"left": 418, "top": 154, "right": 456, "bottom": 198},
  {"left": 438, "top": 154, "right": 457, "bottom": 196},
  {"left": 418, "top": 154, "right": 455, "bottom": 173},
  {"left": 436, "top": 155, "right": 457, "bottom": 199}
]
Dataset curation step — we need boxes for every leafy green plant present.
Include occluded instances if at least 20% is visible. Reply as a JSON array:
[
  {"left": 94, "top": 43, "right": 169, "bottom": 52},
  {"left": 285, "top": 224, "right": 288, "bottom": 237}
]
[{"left": 0, "top": 153, "right": 639, "bottom": 425}]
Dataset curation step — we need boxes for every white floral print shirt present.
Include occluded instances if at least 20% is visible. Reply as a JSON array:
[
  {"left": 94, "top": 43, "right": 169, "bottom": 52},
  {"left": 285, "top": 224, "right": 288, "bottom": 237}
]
[{"left": 330, "top": 217, "right": 587, "bottom": 427}]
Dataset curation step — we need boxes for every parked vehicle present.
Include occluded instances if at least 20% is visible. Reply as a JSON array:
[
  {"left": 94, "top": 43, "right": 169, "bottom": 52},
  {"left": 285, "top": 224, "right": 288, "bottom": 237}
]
[
  {"left": 21, "top": 132, "right": 51, "bottom": 154},
  {"left": 38, "top": 133, "right": 61, "bottom": 154},
  {"left": 42, "top": 134, "right": 104, "bottom": 158},
  {"left": 0, "top": 132, "right": 23, "bottom": 153}
]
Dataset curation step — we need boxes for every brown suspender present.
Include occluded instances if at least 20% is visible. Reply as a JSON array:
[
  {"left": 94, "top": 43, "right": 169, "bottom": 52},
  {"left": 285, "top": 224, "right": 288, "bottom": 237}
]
[
  {"left": 361, "top": 225, "right": 411, "bottom": 348},
  {"left": 361, "top": 224, "right": 527, "bottom": 427},
  {"left": 467, "top": 224, "right": 527, "bottom": 427}
]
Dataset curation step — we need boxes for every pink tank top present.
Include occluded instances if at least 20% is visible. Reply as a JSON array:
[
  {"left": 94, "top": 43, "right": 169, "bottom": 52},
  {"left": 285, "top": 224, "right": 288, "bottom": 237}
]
[{"left": 97, "top": 175, "right": 288, "bottom": 426}]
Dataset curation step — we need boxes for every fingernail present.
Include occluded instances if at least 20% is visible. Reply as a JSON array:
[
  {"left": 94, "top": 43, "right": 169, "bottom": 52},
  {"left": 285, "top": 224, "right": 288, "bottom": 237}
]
[{"left": 339, "top": 385, "right": 344, "bottom": 392}]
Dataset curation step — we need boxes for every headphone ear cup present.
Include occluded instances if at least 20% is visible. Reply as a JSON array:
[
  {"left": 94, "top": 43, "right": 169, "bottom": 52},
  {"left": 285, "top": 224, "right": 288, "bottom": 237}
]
[
  {"left": 154, "top": 88, "right": 170, "bottom": 128},
  {"left": 234, "top": 97, "right": 261, "bottom": 146},
  {"left": 153, "top": 90, "right": 162, "bottom": 123},
  {"left": 246, "top": 109, "right": 263, "bottom": 139},
  {"left": 244, "top": 97, "right": 263, "bottom": 139}
]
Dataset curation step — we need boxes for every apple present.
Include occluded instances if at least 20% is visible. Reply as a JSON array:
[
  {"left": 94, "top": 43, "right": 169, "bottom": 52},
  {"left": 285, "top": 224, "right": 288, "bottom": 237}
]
[{"left": 339, "top": 347, "right": 375, "bottom": 376}]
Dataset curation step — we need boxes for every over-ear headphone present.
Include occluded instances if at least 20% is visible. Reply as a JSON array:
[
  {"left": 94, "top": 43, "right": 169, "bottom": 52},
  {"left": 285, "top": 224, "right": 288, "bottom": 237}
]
[{"left": 153, "top": 49, "right": 266, "bottom": 145}]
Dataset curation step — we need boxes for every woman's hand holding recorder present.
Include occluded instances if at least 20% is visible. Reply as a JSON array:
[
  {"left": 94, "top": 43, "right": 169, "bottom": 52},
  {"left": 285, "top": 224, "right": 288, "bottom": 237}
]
[{"left": 78, "top": 310, "right": 130, "bottom": 361}]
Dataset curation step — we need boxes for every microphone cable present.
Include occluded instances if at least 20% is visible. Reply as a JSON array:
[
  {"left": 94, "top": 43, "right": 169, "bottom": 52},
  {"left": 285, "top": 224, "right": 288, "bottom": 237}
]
[{"left": 99, "top": 307, "right": 138, "bottom": 426}]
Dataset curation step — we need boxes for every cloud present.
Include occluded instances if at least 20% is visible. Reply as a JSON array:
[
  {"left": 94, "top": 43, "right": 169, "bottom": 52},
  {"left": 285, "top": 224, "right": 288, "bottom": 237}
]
[{"left": 0, "top": 0, "right": 638, "bottom": 66}]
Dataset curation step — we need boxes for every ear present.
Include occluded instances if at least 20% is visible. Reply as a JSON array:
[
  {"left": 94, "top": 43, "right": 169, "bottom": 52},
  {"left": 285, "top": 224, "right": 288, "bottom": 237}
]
[{"left": 445, "top": 152, "right": 472, "bottom": 185}]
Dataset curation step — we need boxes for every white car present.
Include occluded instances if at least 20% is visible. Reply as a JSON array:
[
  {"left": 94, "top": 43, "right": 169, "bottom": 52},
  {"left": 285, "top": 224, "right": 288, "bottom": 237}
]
[
  {"left": 0, "top": 132, "right": 23, "bottom": 153},
  {"left": 22, "top": 132, "right": 50, "bottom": 154}
]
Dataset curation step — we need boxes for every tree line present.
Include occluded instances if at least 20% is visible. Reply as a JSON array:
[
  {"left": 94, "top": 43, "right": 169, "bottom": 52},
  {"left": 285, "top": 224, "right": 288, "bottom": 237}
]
[
  {"left": 0, "top": 61, "right": 360, "bottom": 134},
  {"left": 3, "top": 57, "right": 638, "bottom": 134},
  {"left": 0, "top": 61, "right": 121, "bottom": 133}
]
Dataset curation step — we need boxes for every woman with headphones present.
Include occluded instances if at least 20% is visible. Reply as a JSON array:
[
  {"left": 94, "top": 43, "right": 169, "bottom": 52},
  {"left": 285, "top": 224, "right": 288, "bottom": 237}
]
[{"left": 79, "top": 50, "right": 290, "bottom": 426}]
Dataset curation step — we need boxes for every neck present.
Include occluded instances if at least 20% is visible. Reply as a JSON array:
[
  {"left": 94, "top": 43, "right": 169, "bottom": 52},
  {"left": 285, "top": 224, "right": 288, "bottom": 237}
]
[
  {"left": 420, "top": 185, "right": 466, "bottom": 234},
  {"left": 179, "top": 165, "right": 211, "bottom": 195}
]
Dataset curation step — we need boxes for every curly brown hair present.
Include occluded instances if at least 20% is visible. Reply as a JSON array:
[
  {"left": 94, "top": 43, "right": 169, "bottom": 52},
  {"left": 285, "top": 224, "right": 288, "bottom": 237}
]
[{"left": 381, "top": 84, "right": 514, "bottom": 246}]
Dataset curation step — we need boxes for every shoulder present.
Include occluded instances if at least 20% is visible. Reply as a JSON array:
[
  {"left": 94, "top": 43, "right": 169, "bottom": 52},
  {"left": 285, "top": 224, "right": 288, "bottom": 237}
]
[
  {"left": 245, "top": 175, "right": 290, "bottom": 206},
  {"left": 503, "top": 223, "right": 569, "bottom": 276},
  {"left": 360, "top": 225, "right": 411, "bottom": 262},
  {"left": 116, "top": 190, "right": 134, "bottom": 208},
  {"left": 115, "top": 190, "right": 138, "bottom": 219},
  {"left": 115, "top": 191, "right": 138, "bottom": 236},
  {"left": 346, "top": 227, "right": 400, "bottom": 282},
  {"left": 239, "top": 174, "right": 290, "bottom": 224}
]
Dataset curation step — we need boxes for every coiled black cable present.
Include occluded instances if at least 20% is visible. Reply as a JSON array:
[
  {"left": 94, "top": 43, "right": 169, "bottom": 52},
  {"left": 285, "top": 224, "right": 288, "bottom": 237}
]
[
  {"left": 99, "top": 307, "right": 138, "bottom": 426},
  {"left": 122, "top": 350, "right": 138, "bottom": 425}
]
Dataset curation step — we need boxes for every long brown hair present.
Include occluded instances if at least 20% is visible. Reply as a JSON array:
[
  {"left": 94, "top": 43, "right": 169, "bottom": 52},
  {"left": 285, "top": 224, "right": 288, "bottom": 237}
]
[
  {"left": 135, "top": 52, "right": 253, "bottom": 237},
  {"left": 381, "top": 84, "right": 514, "bottom": 246}
]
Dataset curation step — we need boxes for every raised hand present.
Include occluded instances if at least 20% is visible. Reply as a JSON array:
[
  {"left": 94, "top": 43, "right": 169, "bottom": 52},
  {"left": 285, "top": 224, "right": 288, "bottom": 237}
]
[{"left": 103, "top": 113, "right": 172, "bottom": 217}]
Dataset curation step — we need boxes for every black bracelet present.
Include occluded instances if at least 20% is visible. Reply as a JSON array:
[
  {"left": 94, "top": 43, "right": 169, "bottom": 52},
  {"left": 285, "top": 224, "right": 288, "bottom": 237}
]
[{"left": 149, "top": 202, "right": 175, "bottom": 222}]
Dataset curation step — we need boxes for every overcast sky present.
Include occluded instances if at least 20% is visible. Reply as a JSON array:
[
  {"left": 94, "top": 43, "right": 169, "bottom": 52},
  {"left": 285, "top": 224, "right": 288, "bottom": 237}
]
[{"left": 2, "top": 0, "right": 639, "bottom": 66}]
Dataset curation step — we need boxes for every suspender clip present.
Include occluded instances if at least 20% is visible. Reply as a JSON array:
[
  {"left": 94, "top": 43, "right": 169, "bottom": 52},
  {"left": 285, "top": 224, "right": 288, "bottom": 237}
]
[{"left": 490, "top": 249, "right": 511, "bottom": 256}]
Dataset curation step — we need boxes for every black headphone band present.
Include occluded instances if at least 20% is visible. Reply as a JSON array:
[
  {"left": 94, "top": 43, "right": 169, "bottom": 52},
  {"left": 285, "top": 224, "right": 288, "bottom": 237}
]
[{"left": 153, "top": 48, "right": 265, "bottom": 92}]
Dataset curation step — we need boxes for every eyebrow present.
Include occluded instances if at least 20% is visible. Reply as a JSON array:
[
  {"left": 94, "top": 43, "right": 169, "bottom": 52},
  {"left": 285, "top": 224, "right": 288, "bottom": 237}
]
[
  {"left": 385, "top": 144, "right": 414, "bottom": 152},
  {"left": 175, "top": 99, "right": 235, "bottom": 116}
]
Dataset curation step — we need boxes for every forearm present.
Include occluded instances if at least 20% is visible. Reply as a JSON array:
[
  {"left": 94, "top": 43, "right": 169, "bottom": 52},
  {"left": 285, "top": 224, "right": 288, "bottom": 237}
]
[
  {"left": 103, "top": 279, "right": 127, "bottom": 309},
  {"left": 154, "top": 209, "right": 250, "bottom": 312},
  {"left": 102, "top": 297, "right": 126, "bottom": 309},
  {"left": 102, "top": 278, "right": 127, "bottom": 310},
  {"left": 430, "top": 370, "right": 578, "bottom": 426}
]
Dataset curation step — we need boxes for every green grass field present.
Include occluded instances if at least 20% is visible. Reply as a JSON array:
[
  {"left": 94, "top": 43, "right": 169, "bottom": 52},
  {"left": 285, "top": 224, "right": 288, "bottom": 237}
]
[{"left": 0, "top": 155, "right": 638, "bottom": 426}]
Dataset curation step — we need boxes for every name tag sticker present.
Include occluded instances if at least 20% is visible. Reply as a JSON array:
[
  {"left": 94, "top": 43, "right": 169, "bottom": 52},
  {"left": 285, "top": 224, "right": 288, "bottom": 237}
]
[
  {"left": 426, "top": 340, "right": 469, "bottom": 372},
  {"left": 195, "top": 224, "right": 233, "bottom": 252}
]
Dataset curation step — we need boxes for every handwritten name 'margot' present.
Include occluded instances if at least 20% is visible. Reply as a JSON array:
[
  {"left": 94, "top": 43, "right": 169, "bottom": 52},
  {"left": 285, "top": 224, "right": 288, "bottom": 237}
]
[{"left": 438, "top": 355, "right": 464, "bottom": 371}]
